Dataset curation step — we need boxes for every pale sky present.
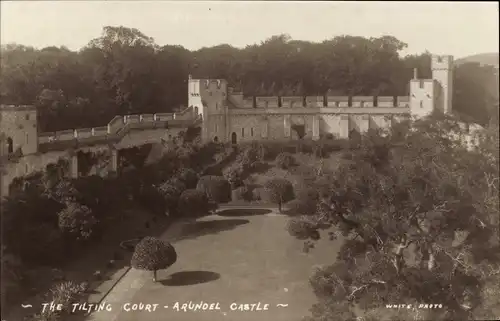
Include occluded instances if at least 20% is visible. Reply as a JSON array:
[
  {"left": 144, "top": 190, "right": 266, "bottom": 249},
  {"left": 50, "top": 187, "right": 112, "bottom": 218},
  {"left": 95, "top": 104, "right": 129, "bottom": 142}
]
[{"left": 1, "top": 1, "right": 498, "bottom": 58}]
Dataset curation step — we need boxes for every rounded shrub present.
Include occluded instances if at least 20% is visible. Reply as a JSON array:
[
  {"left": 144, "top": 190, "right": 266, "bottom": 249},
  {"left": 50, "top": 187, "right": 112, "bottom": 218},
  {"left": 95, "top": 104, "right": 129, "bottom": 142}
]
[
  {"left": 178, "top": 189, "right": 212, "bottom": 218},
  {"left": 131, "top": 236, "right": 177, "bottom": 282},
  {"left": 196, "top": 175, "right": 231, "bottom": 203}
]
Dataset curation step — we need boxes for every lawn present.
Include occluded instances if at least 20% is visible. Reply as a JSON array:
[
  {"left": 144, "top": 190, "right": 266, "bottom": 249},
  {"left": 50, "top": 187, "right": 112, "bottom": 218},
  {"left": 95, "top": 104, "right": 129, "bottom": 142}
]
[{"left": 84, "top": 207, "right": 343, "bottom": 321}]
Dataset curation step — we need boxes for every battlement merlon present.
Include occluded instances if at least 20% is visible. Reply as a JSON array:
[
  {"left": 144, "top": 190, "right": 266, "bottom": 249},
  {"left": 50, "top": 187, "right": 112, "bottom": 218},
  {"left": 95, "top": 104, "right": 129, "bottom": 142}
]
[{"left": 431, "top": 55, "right": 454, "bottom": 70}]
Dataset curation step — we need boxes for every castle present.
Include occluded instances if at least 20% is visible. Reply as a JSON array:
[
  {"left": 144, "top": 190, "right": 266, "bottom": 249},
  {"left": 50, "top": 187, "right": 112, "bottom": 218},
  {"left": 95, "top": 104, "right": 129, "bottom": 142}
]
[
  {"left": 0, "top": 54, "right": 454, "bottom": 198},
  {"left": 189, "top": 54, "right": 454, "bottom": 143}
]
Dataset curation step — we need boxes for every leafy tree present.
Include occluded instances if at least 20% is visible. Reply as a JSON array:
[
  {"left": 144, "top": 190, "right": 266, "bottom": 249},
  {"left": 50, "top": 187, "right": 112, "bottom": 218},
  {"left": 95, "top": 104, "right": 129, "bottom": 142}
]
[
  {"left": 58, "top": 202, "right": 97, "bottom": 241},
  {"left": 289, "top": 113, "right": 499, "bottom": 320},
  {"left": 2, "top": 190, "right": 66, "bottom": 265},
  {"left": 3, "top": 29, "right": 493, "bottom": 129},
  {"left": 453, "top": 62, "right": 499, "bottom": 127},
  {"left": 262, "top": 178, "right": 295, "bottom": 212},
  {"left": 158, "top": 179, "right": 186, "bottom": 216},
  {"left": 196, "top": 175, "right": 231, "bottom": 203},
  {"left": 178, "top": 189, "right": 212, "bottom": 218},
  {"left": 130, "top": 236, "right": 177, "bottom": 282}
]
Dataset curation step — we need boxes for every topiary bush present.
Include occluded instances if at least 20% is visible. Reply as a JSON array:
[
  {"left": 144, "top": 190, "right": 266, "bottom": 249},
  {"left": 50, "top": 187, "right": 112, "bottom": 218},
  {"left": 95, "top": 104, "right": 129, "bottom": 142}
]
[
  {"left": 131, "top": 236, "right": 177, "bottom": 282},
  {"left": 196, "top": 175, "right": 231, "bottom": 203},
  {"left": 178, "top": 189, "right": 212, "bottom": 218},
  {"left": 275, "top": 152, "right": 295, "bottom": 169}
]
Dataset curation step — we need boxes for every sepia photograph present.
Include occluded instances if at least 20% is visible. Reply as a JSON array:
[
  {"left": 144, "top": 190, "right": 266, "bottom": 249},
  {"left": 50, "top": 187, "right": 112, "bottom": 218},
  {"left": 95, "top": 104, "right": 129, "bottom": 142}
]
[{"left": 0, "top": 1, "right": 498, "bottom": 321}]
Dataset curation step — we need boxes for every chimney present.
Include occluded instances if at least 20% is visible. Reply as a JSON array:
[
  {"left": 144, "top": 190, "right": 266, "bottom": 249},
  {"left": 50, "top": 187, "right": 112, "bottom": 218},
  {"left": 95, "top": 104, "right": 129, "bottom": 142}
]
[{"left": 413, "top": 68, "right": 418, "bottom": 80}]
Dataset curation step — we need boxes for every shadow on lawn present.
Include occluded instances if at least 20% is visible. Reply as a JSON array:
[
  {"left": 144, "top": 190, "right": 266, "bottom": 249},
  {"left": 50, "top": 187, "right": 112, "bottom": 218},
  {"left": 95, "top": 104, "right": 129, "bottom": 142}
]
[
  {"left": 217, "top": 209, "right": 272, "bottom": 217},
  {"left": 160, "top": 271, "right": 220, "bottom": 286},
  {"left": 178, "top": 219, "right": 249, "bottom": 240}
]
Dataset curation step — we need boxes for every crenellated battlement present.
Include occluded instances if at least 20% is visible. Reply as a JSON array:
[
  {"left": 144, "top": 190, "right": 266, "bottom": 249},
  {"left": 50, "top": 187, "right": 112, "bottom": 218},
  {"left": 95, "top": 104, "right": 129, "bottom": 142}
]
[
  {"left": 281, "top": 96, "right": 303, "bottom": 108},
  {"left": 218, "top": 95, "right": 413, "bottom": 109},
  {"left": 255, "top": 97, "right": 279, "bottom": 108}
]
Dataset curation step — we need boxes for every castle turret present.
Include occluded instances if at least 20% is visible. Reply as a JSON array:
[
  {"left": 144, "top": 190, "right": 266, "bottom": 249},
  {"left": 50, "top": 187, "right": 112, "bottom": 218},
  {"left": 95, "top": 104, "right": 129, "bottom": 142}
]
[
  {"left": 431, "top": 55, "right": 454, "bottom": 114},
  {"left": 188, "top": 77, "right": 228, "bottom": 143}
]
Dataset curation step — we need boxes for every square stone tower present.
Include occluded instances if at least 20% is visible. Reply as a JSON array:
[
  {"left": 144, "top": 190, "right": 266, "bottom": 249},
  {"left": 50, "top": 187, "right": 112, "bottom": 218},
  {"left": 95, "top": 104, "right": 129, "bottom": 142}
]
[
  {"left": 0, "top": 105, "right": 38, "bottom": 156},
  {"left": 188, "top": 77, "right": 228, "bottom": 143},
  {"left": 431, "top": 55, "right": 454, "bottom": 114}
]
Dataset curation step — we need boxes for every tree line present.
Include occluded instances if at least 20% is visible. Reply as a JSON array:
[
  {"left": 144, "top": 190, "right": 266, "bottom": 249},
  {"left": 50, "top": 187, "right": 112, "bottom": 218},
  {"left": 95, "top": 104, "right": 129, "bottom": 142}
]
[{"left": 0, "top": 26, "right": 497, "bottom": 132}]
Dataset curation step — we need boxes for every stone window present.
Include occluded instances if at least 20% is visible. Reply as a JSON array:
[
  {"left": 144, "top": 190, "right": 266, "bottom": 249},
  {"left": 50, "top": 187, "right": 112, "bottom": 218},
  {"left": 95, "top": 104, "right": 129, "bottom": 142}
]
[
  {"left": 419, "top": 80, "right": 424, "bottom": 89},
  {"left": 420, "top": 101, "right": 423, "bottom": 108},
  {"left": 251, "top": 128, "right": 254, "bottom": 136},
  {"left": 360, "top": 101, "right": 364, "bottom": 108},
  {"left": 241, "top": 128, "right": 245, "bottom": 137},
  {"left": 25, "top": 133, "right": 29, "bottom": 144},
  {"left": 25, "top": 113, "right": 30, "bottom": 120}
]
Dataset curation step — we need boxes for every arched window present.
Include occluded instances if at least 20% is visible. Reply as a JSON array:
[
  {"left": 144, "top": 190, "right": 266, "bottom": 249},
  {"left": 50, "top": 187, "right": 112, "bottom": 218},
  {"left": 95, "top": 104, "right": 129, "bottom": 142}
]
[{"left": 7, "top": 137, "right": 13, "bottom": 154}]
